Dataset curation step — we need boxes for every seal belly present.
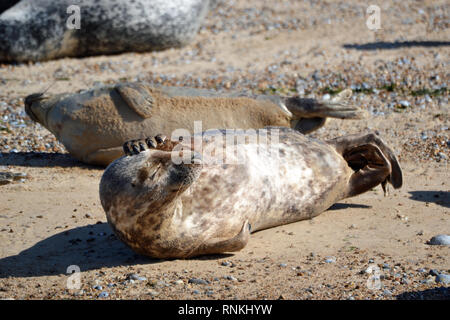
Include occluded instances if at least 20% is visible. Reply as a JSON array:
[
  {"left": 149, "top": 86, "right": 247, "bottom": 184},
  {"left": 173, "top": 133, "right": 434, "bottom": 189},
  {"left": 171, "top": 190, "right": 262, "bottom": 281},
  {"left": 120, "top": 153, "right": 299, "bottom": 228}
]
[
  {"left": 247, "top": 140, "right": 350, "bottom": 231},
  {"left": 175, "top": 130, "right": 351, "bottom": 235}
]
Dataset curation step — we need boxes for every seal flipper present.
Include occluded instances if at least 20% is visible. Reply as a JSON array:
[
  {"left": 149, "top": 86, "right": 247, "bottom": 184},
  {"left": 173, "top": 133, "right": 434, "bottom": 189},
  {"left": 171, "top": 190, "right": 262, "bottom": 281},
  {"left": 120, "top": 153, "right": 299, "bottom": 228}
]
[
  {"left": 292, "top": 117, "right": 326, "bottom": 134},
  {"left": 115, "top": 83, "right": 154, "bottom": 118},
  {"left": 327, "top": 132, "right": 403, "bottom": 198},
  {"left": 84, "top": 146, "right": 124, "bottom": 166},
  {"left": 285, "top": 89, "right": 367, "bottom": 134},
  {"left": 188, "top": 220, "right": 251, "bottom": 257}
]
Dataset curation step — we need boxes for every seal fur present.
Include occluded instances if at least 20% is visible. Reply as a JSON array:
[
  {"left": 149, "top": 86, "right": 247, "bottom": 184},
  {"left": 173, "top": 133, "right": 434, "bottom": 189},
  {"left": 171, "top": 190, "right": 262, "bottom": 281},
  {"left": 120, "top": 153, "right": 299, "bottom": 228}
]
[
  {"left": 25, "top": 83, "right": 365, "bottom": 166},
  {"left": 99, "top": 128, "right": 402, "bottom": 259},
  {"left": 0, "top": 0, "right": 215, "bottom": 62}
]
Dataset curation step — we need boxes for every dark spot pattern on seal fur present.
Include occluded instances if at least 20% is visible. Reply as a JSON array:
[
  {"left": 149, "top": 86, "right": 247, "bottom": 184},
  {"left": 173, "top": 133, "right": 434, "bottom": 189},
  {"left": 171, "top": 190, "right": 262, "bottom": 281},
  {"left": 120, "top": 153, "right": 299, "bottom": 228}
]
[{"left": 99, "top": 127, "right": 403, "bottom": 259}]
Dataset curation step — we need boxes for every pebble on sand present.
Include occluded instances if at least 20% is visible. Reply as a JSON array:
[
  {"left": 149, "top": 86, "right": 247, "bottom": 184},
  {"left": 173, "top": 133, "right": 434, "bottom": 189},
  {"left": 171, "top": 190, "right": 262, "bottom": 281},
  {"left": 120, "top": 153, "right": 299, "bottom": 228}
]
[
  {"left": 188, "top": 278, "right": 209, "bottom": 285},
  {"left": 325, "top": 257, "right": 336, "bottom": 263},
  {"left": 428, "top": 234, "right": 450, "bottom": 246},
  {"left": 435, "top": 274, "right": 450, "bottom": 284},
  {"left": 126, "top": 273, "right": 147, "bottom": 281},
  {"left": 0, "top": 172, "right": 28, "bottom": 185}
]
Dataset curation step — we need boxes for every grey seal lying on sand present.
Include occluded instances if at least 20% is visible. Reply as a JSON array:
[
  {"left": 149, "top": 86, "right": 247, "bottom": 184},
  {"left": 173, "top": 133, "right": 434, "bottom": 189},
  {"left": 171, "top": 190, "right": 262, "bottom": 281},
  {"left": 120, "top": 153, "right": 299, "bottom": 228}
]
[
  {"left": 24, "top": 82, "right": 365, "bottom": 166},
  {"left": 99, "top": 128, "right": 402, "bottom": 258},
  {"left": 0, "top": 0, "right": 216, "bottom": 62}
]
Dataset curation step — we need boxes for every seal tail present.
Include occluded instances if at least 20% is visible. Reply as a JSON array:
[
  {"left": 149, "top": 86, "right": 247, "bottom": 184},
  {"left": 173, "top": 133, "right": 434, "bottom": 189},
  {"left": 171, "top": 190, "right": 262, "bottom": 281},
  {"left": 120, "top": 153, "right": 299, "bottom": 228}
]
[{"left": 327, "top": 132, "right": 403, "bottom": 198}]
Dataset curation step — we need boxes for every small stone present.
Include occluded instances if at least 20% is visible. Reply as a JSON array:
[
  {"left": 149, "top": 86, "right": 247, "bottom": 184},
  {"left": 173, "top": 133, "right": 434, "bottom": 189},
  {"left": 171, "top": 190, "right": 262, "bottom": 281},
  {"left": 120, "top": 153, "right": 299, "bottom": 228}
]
[
  {"left": 73, "top": 290, "right": 85, "bottom": 296},
  {"left": 417, "top": 268, "right": 426, "bottom": 273},
  {"left": 0, "top": 172, "right": 13, "bottom": 185},
  {"left": 192, "top": 290, "right": 200, "bottom": 294},
  {"left": 429, "top": 269, "right": 440, "bottom": 277},
  {"left": 435, "top": 274, "right": 450, "bottom": 284},
  {"left": 126, "top": 273, "right": 147, "bottom": 281},
  {"left": 221, "top": 261, "right": 231, "bottom": 267},
  {"left": 279, "top": 263, "right": 287, "bottom": 267},
  {"left": 157, "top": 280, "right": 169, "bottom": 287},
  {"left": 188, "top": 278, "right": 209, "bottom": 285},
  {"left": 383, "top": 289, "right": 392, "bottom": 296},
  {"left": 85, "top": 213, "right": 92, "bottom": 218},
  {"left": 224, "top": 275, "right": 237, "bottom": 281},
  {"left": 398, "top": 100, "right": 410, "bottom": 107},
  {"left": 98, "top": 291, "right": 109, "bottom": 298},
  {"left": 421, "top": 278, "right": 435, "bottom": 284},
  {"left": 382, "top": 263, "right": 390, "bottom": 269},
  {"left": 428, "top": 234, "right": 450, "bottom": 246},
  {"left": 205, "top": 290, "right": 214, "bottom": 296},
  {"left": 148, "top": 290, "right": 159, "bottom": 297},
  {"left": 92, "top": 285, "right": 102, "bottom": 290},
  {"left": 325, "top": 256, "right": 336, "bottom": 263},
  {"left": 174, "top": 280, "right": 184, "bottom": 285}
]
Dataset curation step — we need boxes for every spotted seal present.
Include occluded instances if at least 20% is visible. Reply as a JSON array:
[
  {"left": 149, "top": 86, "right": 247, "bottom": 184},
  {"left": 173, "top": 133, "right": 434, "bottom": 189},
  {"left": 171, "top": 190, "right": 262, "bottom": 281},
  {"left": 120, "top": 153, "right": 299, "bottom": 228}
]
[
  {"left": 25, "top": 82, "right": 365, "bottom": 166},
  {"left": 99, "top": 128, "right": 402, "bottom": 259},
  {"left": 0, "top": 0, "right": 216, "bottom": 62}
]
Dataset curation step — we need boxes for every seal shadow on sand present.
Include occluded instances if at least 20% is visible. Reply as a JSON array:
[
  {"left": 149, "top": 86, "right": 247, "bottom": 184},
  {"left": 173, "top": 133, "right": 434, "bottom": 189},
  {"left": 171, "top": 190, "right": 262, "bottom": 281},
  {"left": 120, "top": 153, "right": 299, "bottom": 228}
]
[
  {"left": 343, "top": 40, "right": 450, "bottom": 50},
  {"left": 0, "top": 223, "right": 233, "bottom": 278},
  {"left": 0, "top": 152, "right": 92, "bottom": 168},
  {"left": 0, "top": 151, "right": 374, "bottom": 277},
  {"left": 396, "top": 287, "right": 449, "bottom": 300},
  {"left": 0, "top": 202, "right": 370, "bottom": 278},
  {"left": 409, "top": 191, "right": 450, "bottom": 208},
  {"left": 328, "top": 203, "right": 371, "bottom": 210}
]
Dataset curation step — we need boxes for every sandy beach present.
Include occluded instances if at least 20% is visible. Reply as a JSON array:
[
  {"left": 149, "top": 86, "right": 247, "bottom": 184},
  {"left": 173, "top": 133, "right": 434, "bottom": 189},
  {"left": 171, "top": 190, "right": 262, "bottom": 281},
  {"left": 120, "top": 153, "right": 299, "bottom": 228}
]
[{"left": 0, "top": 0, "right": 448, "bottom": 299}]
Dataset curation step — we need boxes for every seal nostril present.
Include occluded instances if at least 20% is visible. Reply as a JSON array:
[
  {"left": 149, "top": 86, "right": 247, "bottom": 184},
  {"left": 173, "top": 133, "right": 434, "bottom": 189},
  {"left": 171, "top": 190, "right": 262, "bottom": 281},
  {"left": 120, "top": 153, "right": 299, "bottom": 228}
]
[{"left": 24, "top": 92, "right": 48, "bottom": 123}]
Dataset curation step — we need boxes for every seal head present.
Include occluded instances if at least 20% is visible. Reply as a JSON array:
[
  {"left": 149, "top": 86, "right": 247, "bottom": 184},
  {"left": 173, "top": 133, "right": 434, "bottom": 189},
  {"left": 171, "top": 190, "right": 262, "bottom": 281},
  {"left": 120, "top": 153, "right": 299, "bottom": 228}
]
[{"left": 24, "top": 92, "right": 52, "bottom": 125}]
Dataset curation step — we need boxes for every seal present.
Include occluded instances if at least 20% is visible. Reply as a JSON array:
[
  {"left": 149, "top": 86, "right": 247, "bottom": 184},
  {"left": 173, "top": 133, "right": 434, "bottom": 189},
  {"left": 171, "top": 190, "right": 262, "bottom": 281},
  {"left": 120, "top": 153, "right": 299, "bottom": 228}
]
[
  {"left": 0, "top": 0, "right": 18, "bottom": 14},
  {"left": 99, "top": 128, "right": 402, "bottom": 259},
  {"left": 25, "top": 82, "right": 365, "bottom": 166},
  {"left": 0, "top": 0, "right": 215, "bottom": 62}
]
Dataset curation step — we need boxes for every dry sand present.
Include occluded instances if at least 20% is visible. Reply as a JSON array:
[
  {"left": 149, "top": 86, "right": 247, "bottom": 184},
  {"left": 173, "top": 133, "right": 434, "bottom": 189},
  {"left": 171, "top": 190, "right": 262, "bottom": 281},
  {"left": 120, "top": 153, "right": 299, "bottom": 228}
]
[{"left": 0, "top": 0, "right": 448, "bottom": 299}]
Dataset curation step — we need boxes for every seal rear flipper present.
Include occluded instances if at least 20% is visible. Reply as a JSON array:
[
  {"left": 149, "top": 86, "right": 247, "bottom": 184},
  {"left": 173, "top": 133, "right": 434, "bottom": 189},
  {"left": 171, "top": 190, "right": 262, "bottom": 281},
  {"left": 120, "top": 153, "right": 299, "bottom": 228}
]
[
  {"left": 115, "top": 83, "right": 154, "bottom": 118},
  {"left": 188, "top": 220, "right": 250, "bottom": 257},
  {"left": 285, "top": 89, "right": 367, "bottom": 121},
  {"left": 327, "top": 132, "right": 403, "bottom": 198}
]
